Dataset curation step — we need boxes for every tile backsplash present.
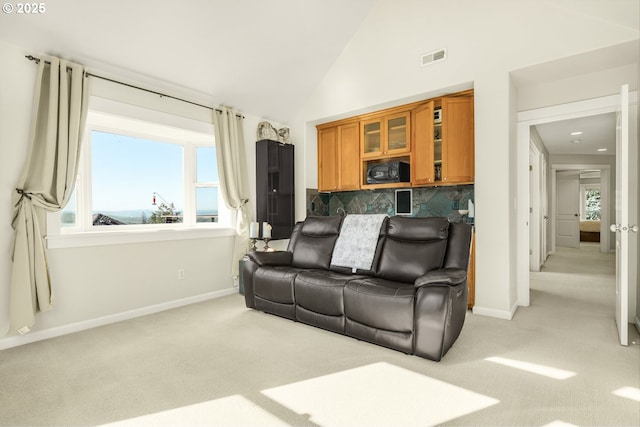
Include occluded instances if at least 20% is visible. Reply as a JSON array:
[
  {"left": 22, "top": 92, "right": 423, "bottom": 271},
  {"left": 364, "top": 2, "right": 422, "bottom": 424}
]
[{"left": 307, "top": 185, "right": 474, "bottom": 224}]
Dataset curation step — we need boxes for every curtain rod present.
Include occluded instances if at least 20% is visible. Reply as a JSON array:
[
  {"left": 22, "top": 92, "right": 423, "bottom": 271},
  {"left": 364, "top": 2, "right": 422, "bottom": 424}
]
[{"left": 25, "top": 55, "right": 244, "bottom": 119}]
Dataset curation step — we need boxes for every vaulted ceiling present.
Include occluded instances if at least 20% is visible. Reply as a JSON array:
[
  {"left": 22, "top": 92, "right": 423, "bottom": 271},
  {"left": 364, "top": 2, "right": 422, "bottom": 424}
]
[{"left": 0, "top": 0, "right": 377, "bottom": 123}]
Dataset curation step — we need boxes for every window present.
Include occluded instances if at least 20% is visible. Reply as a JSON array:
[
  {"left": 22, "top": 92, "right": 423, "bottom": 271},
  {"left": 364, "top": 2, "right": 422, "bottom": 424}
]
[
  {"left": 51, "top": 98, "right": 232, "bottom": 246},
  {"left": 92, "top": 129, "right": 184, "bottom": 226},
  {"left": 580, "top": 184, "right": 601, "bottom": 220}
]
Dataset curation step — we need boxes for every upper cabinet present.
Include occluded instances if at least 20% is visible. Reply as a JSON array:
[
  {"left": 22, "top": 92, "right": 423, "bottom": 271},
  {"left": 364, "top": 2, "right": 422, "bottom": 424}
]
[
  {"left": 361, "top": 111, "right": 410, "bottom": 158},
  {"left": 411, "top": 93, "right": 474, "bottom": 185},
  {"left": 317, "top": 89, "right": 474, "bottom": 192},
  {"left": 318, "top": 121, "right": 360, "bottom": 192},
  {"left": 411, "top": 100, "right": 436, "bottom": 185},
  {"left": 441, "top": 95, "right": 474, "bottom": 184}
]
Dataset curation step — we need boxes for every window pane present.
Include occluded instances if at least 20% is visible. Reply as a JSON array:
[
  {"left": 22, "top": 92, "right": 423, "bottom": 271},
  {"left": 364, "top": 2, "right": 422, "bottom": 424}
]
[
  {"left": 61, "top": 189, "right": 76, "bottom": 228},
  {"left": 91, "top": 130, "right": 183, "bottom": 226},
  {"left": 196, "top": 187, "right": 218, "bottom": 223},
  {"left": 196, "top": 146, "right": 218, "bottom": 183},
  {"left": 585, "top": 189, "right": 601, "bottom": 220}
]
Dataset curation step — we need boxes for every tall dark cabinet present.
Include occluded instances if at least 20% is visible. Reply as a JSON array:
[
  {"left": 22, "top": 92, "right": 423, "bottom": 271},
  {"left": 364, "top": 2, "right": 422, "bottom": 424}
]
[{"left": 256, "top": 139, "right": 295, "bottom": 239}]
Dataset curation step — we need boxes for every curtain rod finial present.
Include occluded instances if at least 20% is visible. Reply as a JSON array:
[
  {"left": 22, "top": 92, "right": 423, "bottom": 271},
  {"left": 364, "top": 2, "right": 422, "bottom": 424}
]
[{"left": 25, "top": 55, "right": 41, "bottom": 64}]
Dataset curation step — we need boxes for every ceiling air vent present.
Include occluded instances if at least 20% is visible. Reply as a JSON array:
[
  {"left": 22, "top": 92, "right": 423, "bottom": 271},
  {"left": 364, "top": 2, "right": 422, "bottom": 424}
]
[{"left": 421, "top": 48, "right": 447, "bottom": 67}]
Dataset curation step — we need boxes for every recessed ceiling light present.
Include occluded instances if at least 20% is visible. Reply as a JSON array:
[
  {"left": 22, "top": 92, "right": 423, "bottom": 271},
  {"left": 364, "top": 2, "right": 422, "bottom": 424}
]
[
  {"left": 570, "top": 131, "right": 583, "bottom": 136},
  {"left": 571, "top": 139, "right": 582, "bottom": 144},
  {"left": 597, "top": 148, "right": 608, "bottom": 152}
]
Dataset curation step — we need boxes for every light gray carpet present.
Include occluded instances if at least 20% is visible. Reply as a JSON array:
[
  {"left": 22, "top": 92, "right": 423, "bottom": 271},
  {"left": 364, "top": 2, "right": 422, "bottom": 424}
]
[{"left": 0, "top": 243, "right": 638, "bottom": 426}]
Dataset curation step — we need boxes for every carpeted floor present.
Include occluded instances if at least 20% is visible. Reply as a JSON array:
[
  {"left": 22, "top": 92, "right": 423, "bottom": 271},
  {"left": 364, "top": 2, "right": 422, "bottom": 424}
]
[{"left": 0, "top": 243, "right": 638, "bottom": 426}]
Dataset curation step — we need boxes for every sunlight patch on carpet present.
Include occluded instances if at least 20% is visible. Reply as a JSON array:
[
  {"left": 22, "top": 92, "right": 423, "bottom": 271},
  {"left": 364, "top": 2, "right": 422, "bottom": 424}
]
[
  {"left": 485, "top": 356, "right": 576, "bottom": 380},
  {"left": 261, "top": 362, "right": 499, "bottom": 427},
  {"left": 542, "top": 421, "right": 579, "bottom": 427},
  {"left": 612, "top": 386, "right": 640, "bottom": 402},
  {"left": 98, "top": 395, "right": 289, "bottom": 427}
]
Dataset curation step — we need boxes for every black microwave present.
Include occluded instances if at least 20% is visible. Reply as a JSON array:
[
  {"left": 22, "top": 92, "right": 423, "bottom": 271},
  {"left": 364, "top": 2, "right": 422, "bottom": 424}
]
[{"left": 366, "top": 161, "right": 410, "bottom": 184}]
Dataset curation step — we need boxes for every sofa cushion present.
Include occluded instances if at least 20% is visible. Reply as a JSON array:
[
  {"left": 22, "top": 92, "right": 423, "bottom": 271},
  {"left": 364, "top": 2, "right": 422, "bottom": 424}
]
[
  {"left": 301, "top": 215, "right": 343, "bottom": 236},
  {"left": 253, "top": 266, "right": 299, "bottom": 304},
  {"left": 289, "top": 216, "right": 343, "bottom": 270},
  {"left": 295, "top": 270, "right": 365, "bottom": 316},
  {"left": 344, "top": 278, "right": 416, "bottom": 333},
  {"left": 376, "top": 217, "right": 449, "bottom": 283},
  {"left": 387, "top": 216, "right": 449, "bottom": 241}
]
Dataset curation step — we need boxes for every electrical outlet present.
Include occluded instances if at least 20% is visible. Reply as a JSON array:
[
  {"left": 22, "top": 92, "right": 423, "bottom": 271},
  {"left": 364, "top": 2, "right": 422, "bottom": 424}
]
[{"left": 178, "top": 269, "right": 185, "bottom": 280}]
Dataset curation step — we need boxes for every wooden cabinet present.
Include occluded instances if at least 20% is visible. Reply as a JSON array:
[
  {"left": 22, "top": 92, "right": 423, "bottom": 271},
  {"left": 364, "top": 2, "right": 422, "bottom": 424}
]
[
  {"left": 361, "top": 111, "right": 410, "bottom": 158},
  {"left": 468, "top": 230, "right": 475, "bottom": 309},
  {"left": 256, "top": 139, "right": 295, "bottom": 239},
  {"left": 317, "top": 89, "right": 473, "bottom": 192},
  {"left": 318, "top": 122, "right": 360, "bottom": 192},
  {"left": 411, "top": 93, "right": 474, "bottom": 185},
  {"left": 441, "top": 95, "right": 474, "bottom": 184},
  {"left": 411, "top": 100, "right": 436, "bottom": 185}
]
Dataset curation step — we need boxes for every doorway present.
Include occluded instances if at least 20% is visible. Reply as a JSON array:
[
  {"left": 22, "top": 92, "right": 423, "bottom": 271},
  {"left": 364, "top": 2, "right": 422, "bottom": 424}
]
[
  {"left": 516, "top": 93, "right": 624, "bottom": 307},
  {"left": 517, "top": 91, "right": 638, "bottom": 343},
  {"left": 550, "top": 164, "right": 611, "bottom": 255}
]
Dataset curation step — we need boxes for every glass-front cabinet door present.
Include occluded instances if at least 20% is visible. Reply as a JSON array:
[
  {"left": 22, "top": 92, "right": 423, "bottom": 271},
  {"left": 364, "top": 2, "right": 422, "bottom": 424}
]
[
  {"left": 361, "top": 111, "right": 410, "bottom": 158},
  {"left": 385, "top": 112, "right": 410, "bottom": 156},
  {"left": 362, "top": 119, "right": 382, "bottom": 157}
]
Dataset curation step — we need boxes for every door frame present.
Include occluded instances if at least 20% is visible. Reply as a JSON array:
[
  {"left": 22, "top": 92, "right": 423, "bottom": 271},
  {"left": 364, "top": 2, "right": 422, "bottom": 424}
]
[
  {"left": 516, "top": 93, "right": 632, "bottom": 307},
  {"left": 550, "top": 164, "right": 610, "bottom": 254}
]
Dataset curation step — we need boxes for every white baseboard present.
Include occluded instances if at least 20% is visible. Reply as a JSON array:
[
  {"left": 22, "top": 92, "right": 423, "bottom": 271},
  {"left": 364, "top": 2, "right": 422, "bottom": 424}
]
[
  {"left": 472, "top": 302, "right": 519, "bottom": 320},
  {"left": 0, "top": 288, "right": 238, "bottom": 351}
]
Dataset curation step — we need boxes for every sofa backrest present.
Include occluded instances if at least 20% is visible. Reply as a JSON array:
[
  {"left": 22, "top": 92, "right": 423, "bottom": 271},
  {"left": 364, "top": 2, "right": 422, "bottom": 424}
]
[
  {"left": 375, "top": 216, "right": 450, "bottom": 283},
  {"left": 287, "top": 215, "right": 343, "bottom": 269}
]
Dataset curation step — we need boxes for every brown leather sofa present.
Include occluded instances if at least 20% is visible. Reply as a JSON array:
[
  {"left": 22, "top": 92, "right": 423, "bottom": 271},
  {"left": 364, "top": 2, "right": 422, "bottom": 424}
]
[{"left": 241, "top": 215, "right": 472, "bottom": 361}]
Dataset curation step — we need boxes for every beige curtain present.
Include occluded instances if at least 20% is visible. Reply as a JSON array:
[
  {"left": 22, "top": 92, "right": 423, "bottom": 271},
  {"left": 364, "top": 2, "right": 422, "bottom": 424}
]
[
  {"left": 10, "top": 56, "right": 89, "bottom": 335},
  {"left": 213, "top": 107, "right": 251, "bottom": 278}
]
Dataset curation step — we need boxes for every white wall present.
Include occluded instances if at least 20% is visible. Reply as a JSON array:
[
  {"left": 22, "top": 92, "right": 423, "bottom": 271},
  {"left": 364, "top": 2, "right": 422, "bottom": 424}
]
[
  {"left": 517, "top": 64, "right": 638, "bottom": 112},
  {"left": 297, "top": 0, "right": 639, "bottom": 319}
]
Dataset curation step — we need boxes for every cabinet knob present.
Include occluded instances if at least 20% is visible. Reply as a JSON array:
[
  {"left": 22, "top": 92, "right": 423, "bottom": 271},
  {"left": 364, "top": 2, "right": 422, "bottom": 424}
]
[{"left": 443, "top": 177, "right": 447, "bottom": 181}]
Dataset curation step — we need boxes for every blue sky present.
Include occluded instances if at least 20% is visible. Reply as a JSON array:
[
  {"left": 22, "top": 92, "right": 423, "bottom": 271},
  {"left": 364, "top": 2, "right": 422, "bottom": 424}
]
[{"left": 91, "top": 131, "right": 218, "bottom": 213}]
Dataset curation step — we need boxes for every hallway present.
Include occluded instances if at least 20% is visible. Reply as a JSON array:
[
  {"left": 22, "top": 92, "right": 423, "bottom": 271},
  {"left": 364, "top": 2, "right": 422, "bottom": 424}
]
[{"left": 528, "top": 242, "right": 638, "bottom": 345}]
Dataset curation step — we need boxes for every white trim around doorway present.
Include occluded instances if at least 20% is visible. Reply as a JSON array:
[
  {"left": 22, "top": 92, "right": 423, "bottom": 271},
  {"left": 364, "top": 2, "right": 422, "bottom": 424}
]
[{"left": 516, "top": 92, "right": 636, "bottom": 308}]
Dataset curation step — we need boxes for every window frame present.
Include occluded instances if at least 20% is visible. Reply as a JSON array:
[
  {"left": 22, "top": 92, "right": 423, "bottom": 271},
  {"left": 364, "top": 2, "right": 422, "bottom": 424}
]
[{"left": 47, "top": 98, "right": 234, "bottom": 249}]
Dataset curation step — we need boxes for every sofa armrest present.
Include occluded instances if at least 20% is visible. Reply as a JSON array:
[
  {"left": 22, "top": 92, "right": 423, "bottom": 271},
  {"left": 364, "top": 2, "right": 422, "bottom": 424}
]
[
  {"left": 246, "top": 251, "right": 293, "bottom": 266},
  {"left": 414, "top": 268, "right": 467, "bottom": 287}
]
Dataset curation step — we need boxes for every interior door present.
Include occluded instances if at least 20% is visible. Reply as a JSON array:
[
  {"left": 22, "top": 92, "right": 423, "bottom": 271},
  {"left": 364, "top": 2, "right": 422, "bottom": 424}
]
[
  {"left": 529, "top": 146, "right": 539, "bottom": 271},
  {"left": 541, "top": 156, "right": 548, "bottom": 265},
  {"left": 556, "top": 173, "right": 580, "bottom": 248},
  {"left": 612, "top": 84, "right": 630, "bottom": 346},
  {"left": 529, "top": 149, "right": 534, "bottom": 269}
]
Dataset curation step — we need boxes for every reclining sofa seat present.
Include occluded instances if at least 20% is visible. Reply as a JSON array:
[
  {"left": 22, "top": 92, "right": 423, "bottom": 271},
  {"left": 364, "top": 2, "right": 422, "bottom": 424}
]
[{"left": 242, "top": 215, "right": 472, "bottom": 362}]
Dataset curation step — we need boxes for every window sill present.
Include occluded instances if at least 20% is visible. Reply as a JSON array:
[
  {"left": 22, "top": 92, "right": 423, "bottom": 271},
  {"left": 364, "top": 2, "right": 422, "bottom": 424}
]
[{"left": 47, "top": 227, "right": 236, "bottom": 249}]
